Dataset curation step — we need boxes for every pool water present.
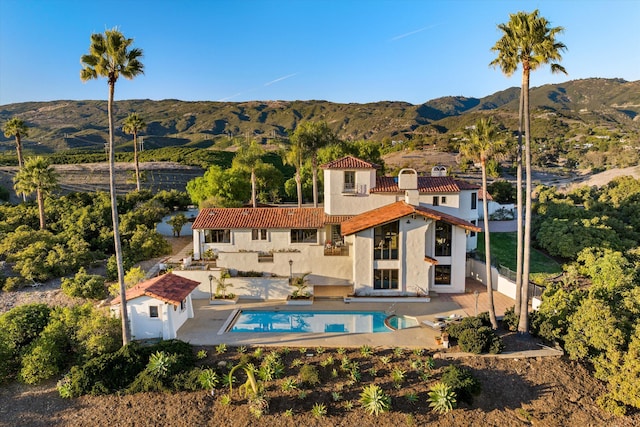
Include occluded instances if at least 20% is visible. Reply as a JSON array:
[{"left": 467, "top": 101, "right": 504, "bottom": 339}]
[{"left": 229, "top": 310, "right": 413, "bottom": 333}]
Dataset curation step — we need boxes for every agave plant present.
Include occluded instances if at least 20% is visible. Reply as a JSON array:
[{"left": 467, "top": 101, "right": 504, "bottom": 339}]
[
  {"left": 428, "top": 382, "right": 457, "bottom": 414},
  {"left": 147, "top": 351, "right": 176, "bottom": 378},
  {"left": 311, "top": 402, "right": 327, "bottom": 418},
  {"left": 359, "top": 345, "right": 373, "bottom": 357},
  {"left": 379, "top": 355, "right": 391, "bottom": 365},
  {"left": 198, "top": 368, "right": 219, "bottom": 396},
  {"left": 359, "top": 384, "right": 391, "bottom": 416},
  {"left": 215, "top": 343, "right": 227, "bottom": 354},
  {"left": 281, "top": 377, "right": 298, "bottom": 392}
]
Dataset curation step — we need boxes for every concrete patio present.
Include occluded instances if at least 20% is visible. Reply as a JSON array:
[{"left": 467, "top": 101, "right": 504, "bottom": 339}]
[{"left": 176, "top": 278, "right": 515, "bottom": 350}]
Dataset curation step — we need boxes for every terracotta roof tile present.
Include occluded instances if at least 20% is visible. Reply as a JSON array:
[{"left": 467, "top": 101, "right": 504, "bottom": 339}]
[
  {"left": 192, "top": 207, "right": 326, "bottom": 229},
  {"left": 341, "top": 201, "right": 481, "bottom": 236},
  {"left": 320, "top": 156, "right": 380, "bottom": 170},
  {"left": 111, "top": 273, "right": 201, "bottom": 306},
  {"left": 324, "top": 214, "right": 354, "bottom": 224},
  {"left": 371, "top": 176, "right": 479, "bottom": 193}
]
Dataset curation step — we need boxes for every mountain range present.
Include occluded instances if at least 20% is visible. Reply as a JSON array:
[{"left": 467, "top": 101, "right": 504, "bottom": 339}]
[{"left": 0, "top": 78, "right": 638, "bottom": 155}]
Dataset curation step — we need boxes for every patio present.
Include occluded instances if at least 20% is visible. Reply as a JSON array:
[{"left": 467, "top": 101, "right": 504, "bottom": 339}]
[{"left": 176, "top": 278, "right": 514, "bottom": 350}]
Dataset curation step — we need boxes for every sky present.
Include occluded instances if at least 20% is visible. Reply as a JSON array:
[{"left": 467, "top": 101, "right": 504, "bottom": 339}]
[{"left": 1, "top": 0, "right": 638, "bottom": 106}]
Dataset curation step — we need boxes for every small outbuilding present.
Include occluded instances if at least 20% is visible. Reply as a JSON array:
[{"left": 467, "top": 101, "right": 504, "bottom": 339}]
[{"left": 110, "top": 273, "right": 201, "bottom": 340}]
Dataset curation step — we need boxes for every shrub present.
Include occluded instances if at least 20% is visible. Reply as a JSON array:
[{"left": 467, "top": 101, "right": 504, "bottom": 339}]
[
  {"left": 61, "top": 267, "right": 106, "bottom": 300},
  {"left": 359, "top": 383, "right": 391, "bottom": 416},
  {"left": 441, "top": 365, "right": 481, "bottom": 405},
  {"left": 2, "top": 276, "right": 22, "bottom": 291},
  {"left": 458, "top": 326, "right": 503, "bottom": 354},
  {"left": 19, "top": 320, "right": 69, "bottom": 384},
  {"left": 0, "top": 303, "right": 51, "bottom": 353},
  {"left": 428, "top": 382, "right": 456, "bottom": 414},
  {"left": 446, "top": 316, "right": 484, "bottom": 339},
  {"left": 502, "top": 306, "right": 519, "bottom": 332},
  {"left": 298, "top": 364, "right": 320, "bottom": 386}
]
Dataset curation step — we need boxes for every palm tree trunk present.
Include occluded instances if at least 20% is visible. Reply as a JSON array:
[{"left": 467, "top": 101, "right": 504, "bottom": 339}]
[
  {"left": 36, "top": 188, "right": 45, "bottom": 230},
  {"left": 251, "top": 169, "right": 257, "bottom": 208},
  {"left": 514, "top": 86, "right": 524, "bottom": 317},
  {"left": 518, "top": 69, "right": 532, "bottom": 334},
  {"left": 133, "top": 131, "right": 141, "bottom": 191},
  {"left": 481, "top": 159, "right": 498, "bottom": 329},
  {"left": 295, "top": 169, "right": 302, "bottom": 208},
  {"left": 15, "top": 134, "right": 24, "bottom": 169},
  {"left": 312, "top": 157, "right": 318, "bottom": 208},
  {"left": 108, "top": 80, "right": 131, "bottom": 345},
  {"left": 16, "top": 135, "right": 26, "bottom": 202}
]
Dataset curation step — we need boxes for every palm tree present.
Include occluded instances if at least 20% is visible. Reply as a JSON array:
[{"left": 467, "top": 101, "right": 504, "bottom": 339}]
[
  {"left": 233, "top": 140, "right": 265, "bottom": 207},
  {"left": 80, "top": 28, "right": 144, "bottom": 345},
  {"left": 122, "top": 113, "right": 146, "bottom": 191},
  {"left": 282, "top": 132, "right": 305, "bottom": 207},
  {"left": 461, "top": 117, "right": 507, "bottom": 330},
  {"left": 13, "top": 156, "right": 58, "bottom": 230},
  {"left": 3, "top": 117, "right": 28, "bottom": 169},
  {"left": 292, "top": 121, "right": 337, "bottom": 207},
  {"left": 491, "top": 10, "right": 566, "bottom": 333}
]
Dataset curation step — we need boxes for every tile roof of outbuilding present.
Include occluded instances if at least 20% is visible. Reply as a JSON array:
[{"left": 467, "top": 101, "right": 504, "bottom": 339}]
[
  {"left": 320, "top": 156, "right": 380, "bottom": 170},
  {"left": 340, "top": 201, "right": 481, "bottom": 236},
  {"left": 371, "top": 176, "right": 480, "bottom": 193},
  {"left": 192, "top": 207, "right": 327, "bottom": 229},
  {"left": 111, "top": 273, "right": 201, "bottom": 306}
]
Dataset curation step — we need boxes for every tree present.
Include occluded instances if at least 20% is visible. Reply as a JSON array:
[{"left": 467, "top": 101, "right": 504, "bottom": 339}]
[
  {"left": 122, "top": 113, "right": 146, "bottom": 191},
  {"left": 13, "top": 156, "right": 59, "bottom": 230},
  {"left": 491, "top": 9, "right": 566, "bottom": 333},
  {"left": 291, "top": 121, "right": 337, "bottom": 207},
  {"left": 282, "top": 133, "right": 305, "bottom": 207},
  {"left": 460, "top": 117, "right": 507, "bottom": 329},
  {"left": 233, "top": 141, "right": 265, "bottom": 208},
  {"left": 2, "top": 117, "right": 28, "bottom": 169},
  {"left": 167, "top": 213, "right": 188, "bottom": 237},
  {"left": 80, "top": 28, "right": 144, "bottom": 345}
]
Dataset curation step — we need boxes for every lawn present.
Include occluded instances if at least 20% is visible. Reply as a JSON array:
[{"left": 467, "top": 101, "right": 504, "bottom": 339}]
[{"left": 476, "top": 232, "right": 563, "bottom": 275}]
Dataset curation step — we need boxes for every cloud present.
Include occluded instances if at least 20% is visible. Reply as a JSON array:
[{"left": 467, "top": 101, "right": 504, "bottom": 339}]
[
  {"left": 264, "top": 73, "right": 298, "bottom": 86},
  {"left": 390, "top": 25, "right": 438, "bottom": 41}
]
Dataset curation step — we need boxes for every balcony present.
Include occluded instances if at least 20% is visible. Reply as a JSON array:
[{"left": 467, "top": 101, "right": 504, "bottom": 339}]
[{"left": 324, "top": 242, "right": 349, "bottom": 256}]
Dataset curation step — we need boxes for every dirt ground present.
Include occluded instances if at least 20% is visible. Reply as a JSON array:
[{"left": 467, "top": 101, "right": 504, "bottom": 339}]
[{"left": 1, "top": 342, "right": 638, "bottom": 427}]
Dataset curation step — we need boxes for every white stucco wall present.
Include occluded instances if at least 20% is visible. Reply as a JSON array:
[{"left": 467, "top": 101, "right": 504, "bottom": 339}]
[{"left": 112, "top": 294, "right": 194, "bottom": 341}]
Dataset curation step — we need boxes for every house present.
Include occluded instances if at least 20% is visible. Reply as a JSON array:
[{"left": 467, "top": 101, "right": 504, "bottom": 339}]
[
  {"left": 190, "top": 156, "right": 481, "bottom": 295},
  {"left": 110, "top": 273, "right": 200, "bottom": 340}
]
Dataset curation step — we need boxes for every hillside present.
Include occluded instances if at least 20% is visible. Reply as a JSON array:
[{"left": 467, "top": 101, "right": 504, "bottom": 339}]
[{"left": 1, "top": 78, "right": 638, "bottom": 157}]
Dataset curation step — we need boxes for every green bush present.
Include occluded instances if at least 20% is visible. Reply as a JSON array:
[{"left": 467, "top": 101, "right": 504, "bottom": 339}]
[
  {"left": 61, "top": 267, "right": 106, "bottom": 300},
  {"left": 441, "top": 365, "right": 481, "bottom": 405},
  {"left": 2, "top": 276, "right": 23, "bottom": 291},
  {"left": 0, "top": 303, "right": 51, "bottom": 353},
  {"left": 298, "top": 364, "right": 320, "bottom": 387},
  {"left": 458, "top": 326, "right": 504, "bottom": 354},
  {"left": 446, "top": 316, "right": 484, "bottom": 339},
  {"left": 502, "top": 306, "right": 519, "bottom": 332}
]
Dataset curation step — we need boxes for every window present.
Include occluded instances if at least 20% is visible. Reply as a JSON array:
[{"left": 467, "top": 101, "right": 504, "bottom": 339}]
[
  {"left": 149, "top": 305, "right": 159, "bottom": 318},
  {"left": 374, "top": 221, "right": 399, "bottom": 260},
  {"left": 470, "top": 220, "right": 477, "bottom": 237},
  {"left": 374, "top": 269, "right": 399, "bottom": 289},
  {"left": 344, "top": 171, "right": 356, "bottom": 192},
  {"left": 204, "top": 229, "right": 230, "bottom": 243},
  {"left": 434, "top": 265, "right": 452, "bottom": 285},
  {"left": 435, "top": 221, "right": 452, "bottom": 256},
  {"left": 471, "top": 192, "right": 477, "bottom": 210},
  {"left": 180, "top": 299, "right": 186, "bottom": 312},
  {"left": 433, "top": 196, "right": 439, "bottom": 206},
  {"left": 441, "top": 196, "right": 447, "bottom": 204},
  {"left": 291, "top": 229, "right": 318, "bottom": 243},
  {"left": 252, "top": 229, "right": 267, "bottom": 241}
]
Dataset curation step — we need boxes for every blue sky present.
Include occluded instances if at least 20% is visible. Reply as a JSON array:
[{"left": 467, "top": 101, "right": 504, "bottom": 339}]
[{"left": 1, "top": 0, "right": 638, "bottom": 106}]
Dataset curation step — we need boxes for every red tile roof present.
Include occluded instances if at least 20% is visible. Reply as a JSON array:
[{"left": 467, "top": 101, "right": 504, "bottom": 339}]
[
  {"left": 320, "top": 156, "right": 380, "bottom": 170},
  {"left": 111, "top": 273, "right": 201, "bottom": 306},
  {"left": 371, "top": 176, "right": 480, "bottom": 193},
  {"left": 341, "top": 201, "right": 481, "bottom": 236},
  {"left": 192, "top": 207, "right": 326, "bottom": 229}
]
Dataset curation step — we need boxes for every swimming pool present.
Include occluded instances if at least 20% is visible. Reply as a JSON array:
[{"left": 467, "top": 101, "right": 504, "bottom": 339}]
[{"left": 227, "top": 310, "right": 417, "bottom": 333}]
